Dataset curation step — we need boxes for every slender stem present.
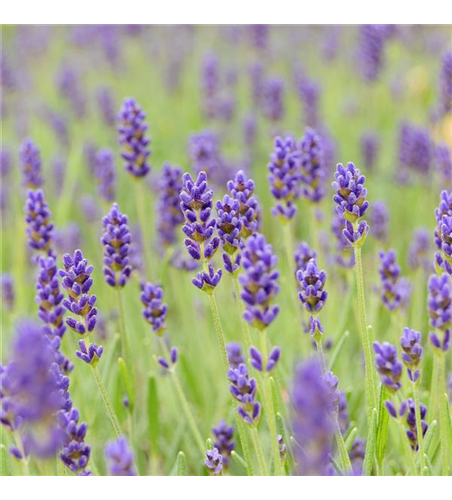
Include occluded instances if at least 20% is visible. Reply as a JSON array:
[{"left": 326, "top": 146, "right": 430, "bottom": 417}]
[
  {"left": 334, "top": 414, "right": 353, "bottom": 472},
  {"left": 234, "top": 407, "right": 254, "bottom": 476},
  {"left": 116, "top": 288, "right": 130, "bottom": 360},
  {"left": 13, "top": 431, "right": 30, "bottom": 476},
  {"left": 158, "top": 338, "right": 205, "bottom": 457},
  {"left": 232, "top": 274, "right": 252, "bottom": 350},
  {"left": 207, "top": 291, "right": 230, "bottom": 375},
  {"left": 428, "top": 355, "right": 439, "bottom": 414},
  {"left": 396, "top": 421, "right": 417, "bottom": 476},
  {"left": 411, "top": 380, "right": 426, "bottom": 475},
  {"left": 136, "top": 180, "right": 151, "bottom": 278},
  {"left": 259, "top": 330, "right": 283, "bottom": 476},
  {"left": 170, "top": 370, "right": 206, "bottom": 457},
  {"left": 91, "top": 365, "right": 123, "bottom": 437},
  {"left": 437, "top": 354, "right": 450, "bottom": 476},
  {"left": 315, "top": 338, "right": 327, "bottom": 373},
  {"left": 250, "top": 427, "right": 268, "bottom": 476},
  {"left": 353, "top": 244, "right": 378, "bottom": 417}
]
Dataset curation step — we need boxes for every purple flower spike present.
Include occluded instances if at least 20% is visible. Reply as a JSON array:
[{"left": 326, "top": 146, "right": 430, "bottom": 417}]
[
  {"left": 94, "top": 150, "right": 116, "bottom": 202},
  {"left": 105, "top": 436, "right": 137, "bottom": 476},
  {"left": 291, "top": 358, "right": 335, "bottom": 476},
  {"left": 25, "top": 189, "right": 55, "bottom": 258},
  {"left": 379, "top": 250, "right": 411, "bottom": 311},
  {"left": 373, "top": 341, "right": 403, "bottom": 392},
  {"left": 216, "top": 194, "right": 242, "bottom": 274},
  {"left": 249, "top": 346, "right": 263, "bottom": 371},
  {"left": 101, "top": 203, "right": 132, "bottom": 289},
  {"left": 428, "top": 273, "right": 452, "bottom": 331},
  {"left": 205, "top": 447, "right": 223, "bottom": 476},
  {"left": 59, "top": 407, "right": 91, "bottom": 474},
  {"left": 96, "top": 86, "right": 116, "bottom": 127},
  {"left": 370, "top": 201, "right": 388, "bottom": 242},
  {"left": 228, "top": 363, "right": 261, "bottom": 426},
  {"left": 429, "top": 329, "right": 450, "bottom": 353},
  {"left": 408, "top": 228, "right": 431, "bottom": 271},
  {"left": 268, "top": 136, "right": 299, "bottom": 221},
  {"left": 262, "top": 76, "right": 284, "bottom": 122},
  {"left": 438, "top": 51, "right": 452, "bottom": 116},
  {"left": 1, "top": 273, "right": 15, "bottom": 311},
  {"left": 239, "top": 233, "right": 280, "bottom": 330},
  {"left": 59, "top": 250, "right": 97, "bottom": 337},
  {"left": 295, "top": 241, "right": 317, "bottom": 274},
  {"left": 118, "top": 97, "right": 151, "bottom": 178},
  {"left": 266, "top": 347, "right": 281, "bottom": 372},
  {"left": 76, "top": 340, "right": 103, "bottom": 367},
  {"left": 20, "top": 138, "right": 42, "bottom": 189},
  {"left": 332, "top": 162, "right": 369, "bottom": 223},
  {"left": 357, "top": 25, "right": 386, "bottom": 82},
  {"left": 297, "top": 258, "right": 328, "bottom": 313},
  {"left": 360, "top": 131, "right": 380, "bottom": 171},
  {"left": 212, "top": 420, "right": 235, "bottom": 468},
  {"left": 435, "top": 143, "right": 452, "bottom": 186},
  {"left": 227, "top": 169, "right": 260, "bottom": 238},
  {"left": 226, "top": 342, "right": 244, "bottom": 369},
  {"left": 140, "top": 282, "right": 168, "bottom": 335},
  {"left": 192, "top": 264, "right": 222, "bottom": 292},
  {"left": 157, "top": 164, "right": 184, "bottom": 247},
  {"left": 180, "top": 171, "right": 220, "bottom": 263},
  {"left": 158, "top": 347, "right": 178, "bottom": 371},
  {"left": 400, "top": 328, "right": 423, "bottom": 382},
  {"left": 331, "top": 211, "right": 355, "bottom": 268},
  {"left": 299, "top": 128, "right": 326, "bottom": 203}
]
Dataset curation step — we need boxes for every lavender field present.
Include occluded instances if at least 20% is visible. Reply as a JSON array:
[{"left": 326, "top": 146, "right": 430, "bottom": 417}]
[{"left": 1, "top": 24, "right": 451, "bottom": 477}]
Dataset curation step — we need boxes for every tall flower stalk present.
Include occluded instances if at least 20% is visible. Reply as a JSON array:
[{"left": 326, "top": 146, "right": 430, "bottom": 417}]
[{"left": 332, "top": 162, "right": 378, "bottom": 419}]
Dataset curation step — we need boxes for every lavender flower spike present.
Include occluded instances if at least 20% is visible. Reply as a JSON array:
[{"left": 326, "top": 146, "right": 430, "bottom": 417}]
[
  {"left": 118, "top": 97, "right": 151, "bottom": 178},
  {"left": 226, "top": 342, "right": 244, "bottom": 368},
  {"left": 101, "top": 203, "right": 132, "bottom": 288},
  {"left": 20, "top": 138, "right": 42, "bottom": 189},
  {"left": 25, "top": 189, "right": 55, "bottom": 258},
  {"left": 299, "top": 128, "right": 326, "bottom": 203},
  {"left": 428, "top": 273, "right": 452, "bottom": 331},
  {"left": 192, "top": 264, "right": 222, "bottom": 293},
  {"left": 297, "top": 258, "right": 328, "bottom": 314},
  {"left": 216, "top": 194, "right": 242, "bottom": 274},
  {"left": 228, "top": 363, "right": 261, "bottom": 426},
  {"left": 140, "top": 282, "right": 168, "bottom": 335},
  {"left": 59, "top": 250, "right": 97, "bottom": 336},
  {"left": 332, "top": 162, "right": 369, "bottom": 223},
  {"left": 400, "top": 328, "right": 423, "bottom": 382},
  {"left": 180, "top": 171, "right": 220, "bottom": 263},
  {"left": 76, "top": 340, "right": 103, "bottom": 367},
  {"left": 227, "top": 169, "right": 260, "bottom": 238},
  {"left": 239, "top": 233, "right": 280, "bottom": 330},
  {"left": 105, "top": 436, "right": 137, "bottom": 476},
  {"left": 379, "top": 250, "right": 411, "bottom": 311},
  {"left": 212, "top": 420, "right": 235, "bottom": 468},
  {"left": 58, "top": 407, "right": 91, "bottom": 474},
  {"left": 373, "top": 341, "right": 403, "bottom": 392},
  {"left": 205, "top": 447, "right": 223, "bottom": 476},
  {"left": 370, "top": 201, "right": 388, "bottom": 242}
]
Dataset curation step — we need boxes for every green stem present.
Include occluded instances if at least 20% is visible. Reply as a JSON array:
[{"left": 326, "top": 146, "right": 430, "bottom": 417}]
[
  {"left": 250, "top": 427, "right": 268, "bottom": 476},
  {"left": 334, "top": 414, "right": 353, "bottom": 472},
  {"left": 437, "top": 354, "right": 450, "bottom": 476},
  {"left": 397, "top": 420, "right": 417, "bottom": 475},
  {"left": 259, "top": 330, "right": 283, "bottom": 476},
  {"left": 136, "top": 180, "right": 151, "bottom": 279},
  {"left": 234, "top": 407, "right": 254, "bottom": 476},
  {"left": 207, "top": 291, "right": 230, "bottom": 375},
  {"left": 13, "top": 431, "right": 30, "bottom": 476},
  {"left": 353, "top": 244, "right": 378, "bottom": 417},
  {"left": 170, "top": 370, "right": 206, "bottom": 458},
  {"left": 116, "top": 288, "right": 130, "bottom": 360},
  {"left": 91, "top": 365, "right": 123, "bottom": 437},
  {"left": 412, "top": 380, "right": 426, "bottom": 475},
  {"left": 232, "top": 274, "right": 252, "bottom": 350}
]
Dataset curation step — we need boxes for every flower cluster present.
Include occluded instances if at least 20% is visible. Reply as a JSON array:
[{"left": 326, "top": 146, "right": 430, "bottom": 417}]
[
  {"left": 25, "top": 189, "right": 55, "bottom": 258},
  {"left": 385, "top": 399, "right": 428, "bottom": 452},
  {"left": 57, "top": 65, "right": 86, "bottom": 118},
  {"left": 268, "top": 136, "right": 300, "bottom": 221},
  {"left": 216, "top": 194, "right": 242, "bottom": 274},
  {"left": 434, "top": 190, "right": 452, "bottom": 275},
  {"left": 400, "top": 328, "right": 423, "bottom": 382},
  {"left": 291, "top": 358, "right": 335, "bottom": 476},
  {"left": 331, "top": 211, "right": 355, "bottom": 268},
  {"left": 20, "top": 138, "right": 42, "bottom": 189},
  {"left": 0, "top": 321, "right": 70, "bottom": 458},
  {"left": 227, "top": 169, "right": 260, "bottom": 238},
  {"left": 1, "top": 273, "right": 15, "bottom": 311},
  {"left": 96, "top": 85, "right": 116, "bottom": 126},
  {"left": 398, "top": 122, "right": 432, "bottom": 177},
  {"left": 296, "top": 75, "right": 320, "bottom": 129},
  {"left": 76, "top": 340, "right": 103, "bottom": 367},
  {"left": 360, "top": 131, "right": 379, "bottom": 171},
  {"left": 212, "top": 419, "right": 235, "bottom": 468},
  {"left": 239, "top": 233, "right": 279, "bottom": 330},
  {"left": 205, "top": 447, "right": 223, "bottom": 476},
  {"left": 297, "top": 258, "right": 328, "bottom": 314},
  {"left": 156, "top": 163, "right": 184, "bottom": 247},
  {"left": 101, "top": 203, "right": 133, "bottom": 288},
  {"left": 228, "top": 363, "right": 261, "bottom": 426},
  {"left": 435, "top": 143, "right": 452, "bottom": 186},
  {"left": 58, "top": 407, "right": 91, "bottom": 473},
  {"left": 105, "top": 437, "right": 137, "bottom": 476},
  {"left": 357, "top": 24, "right": 386, "bottom": 82},
  {"left": 188, "top": 131, "right": 229, "bottom": 186},
  {"left": 59, "top": 249, "right": 97, "bottom": 336},
  {"left": 408, "top": 228, "right": 430, "bottom": 271},
  {"left": 427, "top": 273, "right": 451, "bottom": 352},
  {"left": 94, "top": 149, "right": 116, "bottom": 202},
  {"left": 157, "top": 347, "right": 178, "bottom": 371},
  {"left": 378, "top": 250, "right": 411, "bottom": 311},
  {"left": 140, "top": 282, "right": 168, "bottom": 335},
  {"left": 332, "top": 162, "right": 369, "bottom": 246},
  {"left": 262, "top": 76, "right": 284, "bottom": 122},
  {"left": 299, "top": 128, "right": 326, "bottom": 203},
  {"left": 294, "top": 241, "right": 317, "bottom": 274},
  {"left": 226, "top": 342, "right": 245, "bottom": 369},
  {"left": 249, "top": 346, "right": 281, "bottom": 373},
  {"left": 438, "top": 50, "right": 452, "bottom": 116},
  {"left": 370, "top": 201, "right": 388, "bottom": 242},
  {"left": 118, "top": 97, "right": 151, "bottom": 178},
  {"left": 373, "top": 341, "right": 402, "bottom": 392}
]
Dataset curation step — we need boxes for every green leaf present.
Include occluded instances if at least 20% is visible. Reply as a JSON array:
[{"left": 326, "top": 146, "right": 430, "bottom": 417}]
[
  {"left": 147, "top": 374, "right": 159, "bottom": 454},
  {"left": 345, "top": 427, "right": 358, "bottom": 452},
  {"left": 363, "top": 408, "right": 378, "bottom": 476},
  {"left": 330, "top": 455, "right": 344, "bottom": 475},
  {"left": 231, "top": 450, "right": 248, "bottom": 472},
  {"left": 423, "top": 419, "right": 438, "bottom": 457},
  {"left": 176, "top": 451, "right": 187, "bottom": 476},
  {"left": 269, "top": 376, "right": 280, "bottom": 415},
  {"left": 376, "top": 384, "right": 389, "bottom": 468},
  {"left": 0, "top": 444, "right": 11, "bottom": 476},
  {"left": 118, "top": 357, "right": 135, "bottom": 410},
  {"left": 328, "top": 330, "right": 350, "bottom": 371}
]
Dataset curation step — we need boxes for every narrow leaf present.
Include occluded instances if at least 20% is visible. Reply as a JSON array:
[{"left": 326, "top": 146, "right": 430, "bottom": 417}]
[
  {"left": 176, "top": 451, "right": 187, "bottom": 476},
  {"left": 345, "top": 427, "right": 358, "bottom": 452},
  {"left": 363, "top": 408, "right": 378, "bottom": 476},
  {"left": 118, "top": 357, "right": 135, "bottom": 410},
  {"left": 147, "top": 374, "right": 159, "bottom": 453},
  {"left": 376, "top": 384, "right": 389, "bottom": 467},
  {"left": 231, "top": 450, "right": 248, "bottom": 471}
]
